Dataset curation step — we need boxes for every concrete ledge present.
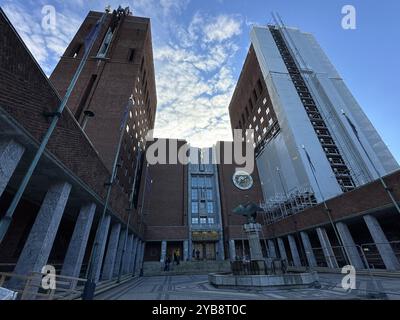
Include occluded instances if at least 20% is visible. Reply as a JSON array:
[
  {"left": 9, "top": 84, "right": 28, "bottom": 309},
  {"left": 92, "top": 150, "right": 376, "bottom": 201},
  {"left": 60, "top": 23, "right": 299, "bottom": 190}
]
[{"left": 208, "top": 271, "right": 319, "bottom": 289}]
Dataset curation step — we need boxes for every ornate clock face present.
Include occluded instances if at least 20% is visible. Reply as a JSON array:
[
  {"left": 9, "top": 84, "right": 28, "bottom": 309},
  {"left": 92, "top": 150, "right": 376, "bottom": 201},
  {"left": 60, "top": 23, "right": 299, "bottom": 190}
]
[{"left": 232, "top": 171, "right": 253, "bottom": 190}]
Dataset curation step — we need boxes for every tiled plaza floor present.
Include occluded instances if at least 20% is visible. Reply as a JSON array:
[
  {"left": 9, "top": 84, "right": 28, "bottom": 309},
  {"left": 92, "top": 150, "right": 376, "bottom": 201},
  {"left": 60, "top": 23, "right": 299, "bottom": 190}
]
[{"left": 95, "top": 273, "right": 400, "bottom": 300}]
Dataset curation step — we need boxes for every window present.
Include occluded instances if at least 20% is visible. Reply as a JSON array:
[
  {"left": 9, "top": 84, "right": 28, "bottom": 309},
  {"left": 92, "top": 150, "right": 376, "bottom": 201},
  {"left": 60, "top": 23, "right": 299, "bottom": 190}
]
[
  {"left": 208, "top": 217, "right": 215, "bottom": 224},
  {"left": 263, "top": 127, "right": 267, "bottom": 134},
  {"left": 269, "top": 118, "right": 273, "bottom": 126},
  {"left": 205, "top": 177, "right": 212, "bottom": 187},
  {"left": 260, "top": 117, "right": 264, "bottom": 124},
  {"left": 192, "top": 189, "right": 198, "bottom": 200},
  {"left": 257, "top": 79, "right": 263, "bottom": 93},
  {"left": 192, "top": 202, "right": 199, "bottom": 213},
  {"left": 128, "top": 48, "right": 135, "bottom": 62},
  {"left": 263, "top": 97, "right": 267, "bottom": 105},
  {"left": 97, "top": 28, "right": 113, "bottom": 58},
  {"left": 70, "top": 43, "right": 82, "bottom": 58},
  {"left": 192, "top": 177, "right": 198, "bottom": 187},
  {"left": 253, "top": 116, "right": 256, "bottom": 122},
  {"left": 266, "top": 107, "right": 270, "bottom": 115},
  {"left": 192, "top": 218, "right": 199, "bottom": 224},
  {"left": 253, "top": 89, "right": 258, "bottom": 101},
  {"left": 200, "top": 218, "right": 207, "bottom": 224},
  {"left": 207, "top": 202, "right": 214, "bottom": 214},
  {"left": 255, "top": 125, "right": 259, "bottom": 131},
  {"left": 257, "top": 107, "right": 261, "bottom": 114},
  {"left": 206, "top": 189, "right": 213, "bottom": 200},
  {"left": 249, "top": 98, "right": 254, "bottom": 110},
  {"left": 75, "top": 74, "right": 97, "bottom": 120},
  {"left": 126, "top": 125, "right": 129, "bottom": 133}
]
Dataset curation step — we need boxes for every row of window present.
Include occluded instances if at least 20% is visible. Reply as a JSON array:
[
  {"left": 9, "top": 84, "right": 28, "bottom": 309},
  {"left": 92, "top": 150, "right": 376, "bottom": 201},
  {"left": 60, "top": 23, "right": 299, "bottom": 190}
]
[
  {"left": 192, "top": 201, "right": 214, "bottom": 214},
  {"left": 192, "top": 188, "right": 213, "bottom": 201}
]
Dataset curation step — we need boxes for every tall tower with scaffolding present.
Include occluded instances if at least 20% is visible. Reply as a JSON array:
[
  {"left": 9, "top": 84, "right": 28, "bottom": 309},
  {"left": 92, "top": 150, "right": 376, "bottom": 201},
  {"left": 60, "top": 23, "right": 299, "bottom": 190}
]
[{"left": 229, "top": 17, "right": 399, "bottom": 221}]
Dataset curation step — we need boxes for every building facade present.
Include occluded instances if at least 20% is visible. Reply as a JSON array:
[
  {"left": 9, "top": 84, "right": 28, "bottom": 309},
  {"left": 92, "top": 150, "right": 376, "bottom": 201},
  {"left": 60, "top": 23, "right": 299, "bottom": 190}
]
[
  {"left": 229, "top": 25, "right": 400, "bottom": 271},
  {"left": 0, "top": 8, "right": 154, "bottom": 290}
]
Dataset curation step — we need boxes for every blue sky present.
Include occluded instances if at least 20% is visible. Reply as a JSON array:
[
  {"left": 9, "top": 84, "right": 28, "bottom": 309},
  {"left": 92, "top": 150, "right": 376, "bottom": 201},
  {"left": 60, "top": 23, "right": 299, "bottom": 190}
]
[{"left": 1, "top": 0, "right": 399, "bottom": 163}]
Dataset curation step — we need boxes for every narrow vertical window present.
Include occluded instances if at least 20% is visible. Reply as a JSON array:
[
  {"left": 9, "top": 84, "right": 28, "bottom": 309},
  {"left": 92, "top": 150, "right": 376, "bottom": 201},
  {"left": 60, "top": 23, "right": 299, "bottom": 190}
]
[
  {"left": 75, "top": 74, "right": 97, "bottom": 120},
  {"left": 128, "top": 48, "right": 135, "bottom": 62}
]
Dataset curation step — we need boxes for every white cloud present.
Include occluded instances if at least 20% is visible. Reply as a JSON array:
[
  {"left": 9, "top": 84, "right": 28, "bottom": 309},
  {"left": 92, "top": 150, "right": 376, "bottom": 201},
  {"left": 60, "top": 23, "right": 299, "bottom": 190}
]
[
  {"left": 153, "top": 12, "right": 243, "bottom": 147},
  {"left": 3, "top": 1, "right": 243, "bottom": 147},
  {"left": 203, "top": 14, "right": 242, "bottom": 43},
  {"left": 2, "top": 2, "right": 81, "bottom": 74}
]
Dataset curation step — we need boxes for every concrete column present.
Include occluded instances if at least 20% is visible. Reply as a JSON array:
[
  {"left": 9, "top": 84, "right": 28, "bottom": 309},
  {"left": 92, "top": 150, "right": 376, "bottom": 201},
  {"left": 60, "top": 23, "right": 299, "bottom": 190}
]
[
  {"left": 92, "top": 215, "right": 111, "bottom": 283},
  {"left": 61, "top": 203, "right": 96, "bottom": 280},
  {"left": 268, "top": 239, "right": 277, "bottom": 258},
  {"left": 8, "top": 182, "right": 72, "bottom": 291},
  {"left": 336, "top": 222, "right": 364, "bottom": 269},
  {"left": 134, "top": 240, "right": 142, "bottom": 275},
  {"left": 363, "top": 215, "right": 400, "bottom": 270},
  {"left": 183, "top": 240, "right": 189, "bottom": 261},
  {"left": 130, "top": 237, "right": 139, "bottom": 274},
  {"left": 288, "top": 235, "right": 302, "bottom": 267},
  {"left": 160, "top": 240, "right": 167, "bottom": 262},
  {"left": 0, "top": 139, "right": 25, "bottom": 197},
  {"left": 229, "top": 239, "right": 236, "bottom": 261},
  {"left": 244, "top": 223, "right": 263, "bottom": 260},
  {"left": 101, "top": 223, "right": 121, "bottom": 280},
  {"left": 113, "top": 228, "right": 127, "bottom": 277},
  {"left": 316, "top": 227, "right": 339, "bottom": 269},
  {"left": 122, "top": 234, "right": 134, "bottom": 274},
  {"left": 277, "top": 237, "right": 287, "bottom": 261},
  {"left": 300, "top": 231, "right": 317, "bottom": 267}
]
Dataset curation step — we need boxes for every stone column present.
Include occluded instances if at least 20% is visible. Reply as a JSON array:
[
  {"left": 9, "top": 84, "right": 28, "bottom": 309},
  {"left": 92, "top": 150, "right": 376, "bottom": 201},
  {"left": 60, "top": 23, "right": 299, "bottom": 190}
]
[
  {"left": 288, "top": 235, "right": 302, "bottom": 267},
  {"left": 300, "top": 231, "right": 317, "bottom": 267},
  {"left": 134, "top": 240, "right": 142, "bottom": 275},
  {"left": 101, "top": 223, "right": 121, "bottom": 280},
  {"left": 0, "top": 139, "right": 25, "bottom": 197},
  {"left": 130, "top": 237, "right": 139, "bottom": 274},
  {"left": 61, "top": 203, "right": 96, "bottom": 281},
  {"left": 336, "top": 222, "right": 364, "bottom": 269},
  {"left": 8, "top": 182, "right": 72, "bottom": 292},
  {"left": 229, "top": 239, "right": 236, "bottom": 261},
  {"left": 183, "top": 240, "right": 189, "bottom": 261},
  {"left": 160, "top": 240, "right": 167, "bottom": 263},
  {"left": 113, "top": 228, "right": 127, "bottom": 277},
  {"left": 243, "top": 223, "right": 263, "bottom": 261},
  {"left": 277, "top": 237, "right": 287, "bottom": 261},
  {"left": 92, "top": 215, "right": 111, "bottom": 283},
  {"left": 316, "top": 227, "right": 339, "bottom": 269},
  {"left": 122, "top": 234, "right": 134, "bottom": 274},
  {"left": 363, "top": 215, "right": 400, "bottom": 270},
  {"left": 268, "top": 239, "right": 277, "bottom": 258}
]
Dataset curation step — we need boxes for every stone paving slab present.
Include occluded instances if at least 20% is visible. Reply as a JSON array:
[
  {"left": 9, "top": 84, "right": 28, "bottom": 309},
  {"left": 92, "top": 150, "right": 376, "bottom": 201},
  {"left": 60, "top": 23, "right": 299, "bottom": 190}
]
[{"left": 95, "top": 274, "right": 400, "bottom": 300}]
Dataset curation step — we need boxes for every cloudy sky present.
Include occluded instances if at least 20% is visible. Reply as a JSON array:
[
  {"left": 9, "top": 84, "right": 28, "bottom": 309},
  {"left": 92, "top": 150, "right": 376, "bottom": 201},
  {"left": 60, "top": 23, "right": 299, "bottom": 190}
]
[{"left": 1, "top": 0, "right": 399, "bottom": 162}]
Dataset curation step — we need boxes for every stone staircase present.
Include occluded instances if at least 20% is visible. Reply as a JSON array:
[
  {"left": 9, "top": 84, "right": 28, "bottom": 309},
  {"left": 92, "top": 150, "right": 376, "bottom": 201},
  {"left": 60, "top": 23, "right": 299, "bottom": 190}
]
[{"left": 143, "top": 260, "right": 231, "bottom": 276}]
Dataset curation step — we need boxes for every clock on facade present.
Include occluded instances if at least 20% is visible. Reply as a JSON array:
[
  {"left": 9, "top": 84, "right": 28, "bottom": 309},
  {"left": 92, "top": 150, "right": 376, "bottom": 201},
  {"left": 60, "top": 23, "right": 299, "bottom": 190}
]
[{"left": 232, "top": 171, "right": 253, "bottom": 190}]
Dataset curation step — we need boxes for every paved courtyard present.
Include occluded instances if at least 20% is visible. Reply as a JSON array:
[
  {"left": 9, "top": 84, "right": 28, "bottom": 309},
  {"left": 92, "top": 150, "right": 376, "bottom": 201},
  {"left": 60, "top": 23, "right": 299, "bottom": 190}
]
[{"left": 95, "top": 273, "right": 400, "bottom": 300}]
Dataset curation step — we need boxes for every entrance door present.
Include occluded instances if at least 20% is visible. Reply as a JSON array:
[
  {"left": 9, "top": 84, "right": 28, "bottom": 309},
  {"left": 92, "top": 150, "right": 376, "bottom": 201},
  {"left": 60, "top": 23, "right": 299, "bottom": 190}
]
[{"left": 193, "top": 242, "right": 216, "bottom": 260}]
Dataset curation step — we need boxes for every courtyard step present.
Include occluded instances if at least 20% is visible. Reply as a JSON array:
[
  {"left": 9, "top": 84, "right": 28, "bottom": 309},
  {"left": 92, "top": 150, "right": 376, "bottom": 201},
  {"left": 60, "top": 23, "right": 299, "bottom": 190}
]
[{"left": 143, "top": 260, "right": 231, "bottom": 276}]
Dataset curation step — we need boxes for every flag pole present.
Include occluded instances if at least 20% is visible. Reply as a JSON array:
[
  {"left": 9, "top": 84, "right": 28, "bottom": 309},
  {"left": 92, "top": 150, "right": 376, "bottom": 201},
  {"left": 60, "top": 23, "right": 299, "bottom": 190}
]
[
  {"left": 0, "top": 12, "right": 108, "bottom": 244},
  {"left": 117, "top": 148, "right": 142, "bottom": 283},
  {"left": 301, "top": 145, "right": 350, "bottom": 266},
  {"left": 341, "top": 110, "right": 400, "bottom": 215}
]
